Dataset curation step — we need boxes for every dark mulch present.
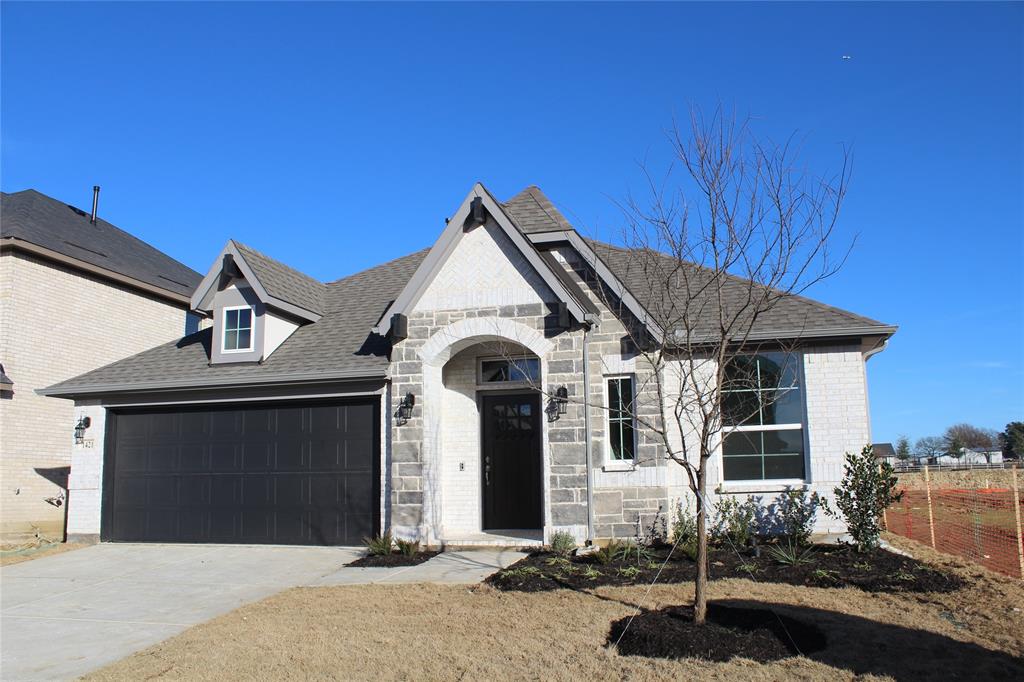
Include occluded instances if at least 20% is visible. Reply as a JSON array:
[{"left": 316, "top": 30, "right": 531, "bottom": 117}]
[
  {"left": 346, "top": 550, "right": 440, "bottom": 567},
  {"left": 486, "top": 543, "right": 964, "bottom": 593},
  {"left": 610, "top": 602, "right": 827, "bottom": 662}
]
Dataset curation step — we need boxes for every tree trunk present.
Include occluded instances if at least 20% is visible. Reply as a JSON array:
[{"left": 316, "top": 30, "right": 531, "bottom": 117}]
[{"left": 693, "top": 463, "right": 708, "bottom": 624}]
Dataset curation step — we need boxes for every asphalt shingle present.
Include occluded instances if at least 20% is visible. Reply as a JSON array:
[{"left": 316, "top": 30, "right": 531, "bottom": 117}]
[{"left": 232, "top": 240, "right": 325, "bottom": 316}]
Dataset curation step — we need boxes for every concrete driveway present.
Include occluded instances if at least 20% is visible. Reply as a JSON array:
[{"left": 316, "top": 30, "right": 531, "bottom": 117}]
[{"left": 1, "top": 543, "right": 360, "bottom": 680}]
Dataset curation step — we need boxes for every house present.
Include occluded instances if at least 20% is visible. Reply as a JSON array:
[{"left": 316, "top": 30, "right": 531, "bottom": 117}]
[
  {"left": 0, "top": 188, "right": 202, "bottom": 542},
  {"left": 928, "top": 448, "right": 1003, "bottom": 467},
  {"left": 41, "top": 184, "right": 896, "bottom": 546},
  {"left": 872, "top": 442, "right": 898, "bottom": 465}
]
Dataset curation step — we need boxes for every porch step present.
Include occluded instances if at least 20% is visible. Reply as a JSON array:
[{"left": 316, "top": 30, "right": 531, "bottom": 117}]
[{"left": 440, "top": 529, "right": 543, "bottom": 549}]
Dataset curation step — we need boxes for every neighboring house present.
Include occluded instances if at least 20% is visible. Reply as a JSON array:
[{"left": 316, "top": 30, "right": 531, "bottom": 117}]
[
  {"left": 872, "top": 442, "right": 898, "bottom": 465},
  {"left": 0, "top": 188, "right": 202, "bottom": 542},
  {"left": 42, "top": 184, "right": 895, "bottom": 546},
  {"left": 928, "top": 448, "right": 1004, "bottom": 466}
]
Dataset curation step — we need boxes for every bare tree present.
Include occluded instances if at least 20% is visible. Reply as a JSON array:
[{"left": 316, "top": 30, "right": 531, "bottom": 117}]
[
  {"left": 571, "top": 108, "right": 853, "bottom": 624},
  {"left": 915, "top": 436, "right": 945, "bottom": 463},
  {"left": 944, "top": 423, "right": 998, "bottom": 462}
]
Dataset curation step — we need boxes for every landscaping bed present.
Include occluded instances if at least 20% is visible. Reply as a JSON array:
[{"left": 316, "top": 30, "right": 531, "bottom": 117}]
[
  {"left": 487, "top": 542, "right": 964, "bottom": 593},
  {"left": 347, "top": 549, "right": 440, "bottom": 567},
  {"left": 610, "top": 602, "right": 827, "bottom": 662}
]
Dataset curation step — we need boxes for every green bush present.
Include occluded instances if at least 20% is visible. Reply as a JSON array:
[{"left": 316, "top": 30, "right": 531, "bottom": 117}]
[
  {"left": 548, "top": 531, "right": 577, "bottom": 558},
  {"left": 671, "top": 500, "right": 697, "bottom": 544},
  {"left": 594, "top": 539, "right": 623, "bottom": 565},
  {"left": 395, "top": 538, "right": 420, "bottom": 557},
  {"left": 776, "top": 490, "right": 827, "bottom": 546},
  {"left": 712, "top": 497, "right": 757, "bottom": 547},
  {"left": 614, "top": 541, "right": 653, "bottom": 564},
  {"left": 363, "top": 531, "right": 394, "bottom": 556},
  {"left": 766, "top": 539, "right": 816, "bottom": 566},
  {"left": 828, "top": 444, "right": 903, "bottom": 552}
]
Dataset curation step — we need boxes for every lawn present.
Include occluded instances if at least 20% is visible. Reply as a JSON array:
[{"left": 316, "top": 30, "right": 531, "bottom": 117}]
[{"left": 86, "top": 534, "right": 1023, "bottom": 681}]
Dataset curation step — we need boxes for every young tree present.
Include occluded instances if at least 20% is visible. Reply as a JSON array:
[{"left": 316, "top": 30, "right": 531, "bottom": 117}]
[
  {"left": 895, "top": 435, "right": 911, "bottom": 462},
  {"left": 577, "top": 109, "right": 851, "bottom": 624}
]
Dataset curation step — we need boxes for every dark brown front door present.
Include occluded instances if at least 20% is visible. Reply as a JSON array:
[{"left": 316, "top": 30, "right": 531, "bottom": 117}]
[{"left": 481, "top": 393, "right": 543, "bottom": 530}]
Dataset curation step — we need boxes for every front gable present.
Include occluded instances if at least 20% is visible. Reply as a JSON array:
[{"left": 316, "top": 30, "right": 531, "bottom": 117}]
[{"left": 373, "top": 183, "right": 592, "bottom": 336}]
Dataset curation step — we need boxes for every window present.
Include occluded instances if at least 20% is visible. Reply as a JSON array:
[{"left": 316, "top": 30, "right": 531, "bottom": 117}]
[
  {"left": 721, "top": 352, "right": 805, "bottom": 481},
  {"left": 607, "top": 376, "right": 636, "bottom": 461},
  {"left": 479, "top": 357, "right": 540, "bottom": 384},
  {"left": 222, "top": 306, "right": 254, "bottom": 352}
]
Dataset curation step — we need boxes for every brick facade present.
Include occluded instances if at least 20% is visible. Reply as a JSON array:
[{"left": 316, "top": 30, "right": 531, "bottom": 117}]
[{"left": 0, "top": 252, "right": 190, "bottom": 541}]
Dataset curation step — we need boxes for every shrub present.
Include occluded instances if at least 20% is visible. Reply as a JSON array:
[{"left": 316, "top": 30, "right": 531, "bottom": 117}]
[
  {"left": 395, "top": 538, "right": 420, "bottom": 557},
  {"left": 776, "top": 490, "right": 827, "bottom": 546},
  {"left": 712, "top": 497, "right": 757, "bottom": 547},
  {"left": 548, "top": 531, "right": 577, "bottom": 558},
  {"left": 671, "top": 500, "right": 697, "bottom": 544},
  {"left": 828, "top": 444, "right": 903, "bottom": 552},
  {"left": 363, "top": 531, "right": 394, "bottom": 556},
  {"left": 618, "top": 565, "right": 641, "bottom": 579},
  {"left": 766, "top": 539, "right": 816, "bottom": 567},
  {"left": 615, "top": 541, "right": 653, "bottom": 564},
  {"left": 594, "top": 539, "right": 623, "bottom": 565}
]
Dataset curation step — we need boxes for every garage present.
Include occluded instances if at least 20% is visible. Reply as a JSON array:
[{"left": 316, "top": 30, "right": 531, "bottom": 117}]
[{"left": 102, "top": 398, "right": 379, "bottom": 545}]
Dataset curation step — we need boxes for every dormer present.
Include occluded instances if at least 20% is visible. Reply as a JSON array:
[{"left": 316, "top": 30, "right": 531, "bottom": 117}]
[{"left": 190, "top": 241, "right": 325, "bottom": 364}]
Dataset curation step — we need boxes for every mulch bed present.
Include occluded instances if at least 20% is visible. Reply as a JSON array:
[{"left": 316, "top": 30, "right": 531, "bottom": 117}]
[
  {"left": 609, "top": 602, "right": 827, "bottom": 662},
  {"left": 346, "top": 550, "right": 440, "bottom": 567},
  {"left": 486, "top": 543, "right": 964, "bottom": 593}
]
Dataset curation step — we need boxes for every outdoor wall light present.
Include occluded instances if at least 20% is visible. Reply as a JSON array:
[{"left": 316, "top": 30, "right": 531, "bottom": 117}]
[
  {"left": 546, "top": 386, "right": 569, "bottom": 422},
  {"left": 397, "top": 392, "right": 416, "bottom": 424},
  {"left": 0, "top": 363, "right": 13, "bottom": 392},
  {"left": 74, "top": 416, "right": 91, "bottom": 444}
]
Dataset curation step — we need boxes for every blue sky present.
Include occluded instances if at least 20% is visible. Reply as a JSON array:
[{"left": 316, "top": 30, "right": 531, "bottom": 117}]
[{"left": 2, "top": 2, "right": 1021, "bottom": 444}]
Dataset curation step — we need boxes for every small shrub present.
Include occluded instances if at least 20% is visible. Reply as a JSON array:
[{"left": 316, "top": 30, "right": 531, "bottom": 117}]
[
  {"left": 615, "top": 541, "right": 653, "bottom": 564},
  {"left": 766, "top": 540, "right": 816, "bottom": 567},
  {"left": 671, "top": 500, "right": 697, "bottom": 544},
  {"left": 363, "top": 531, "right": 394, "bottom": 556},
  {"left": 737, "top": 562, "right": 760, "bottom": 575},
  {"left": 548, "top": 531, "right": 577, "bottom": 558},
  {"left": 827, "top": 444, "right": 903, "bottom": 552},
  {"left": 674, "top": 537, "right": 699, "bottom": 561},
  {"left": 545, "top": 556, "right": 571, "bottom": 568},
  {"left": 395, "top": 538, "right": 420, "bottom": 557},
  {"left": 812, "top": 568, "right": 838, "bottom": 582},
  {"left": 594, "top": 539, "right": 623, "bottom": 565},
  {"left": 713, "top": 497, "right": 757, "bottom": 547},
  {"left": 503, "top": 565, "right": 541, "bottom": 580},
  {"left": 776, "top": 490, "right": 827, "bottom": 546},
  {"left": 618, "top": 565, "right": 641, "bottom": 579},
  {"left": 582, "top": 566, "right": 602, "bottom": 580}
]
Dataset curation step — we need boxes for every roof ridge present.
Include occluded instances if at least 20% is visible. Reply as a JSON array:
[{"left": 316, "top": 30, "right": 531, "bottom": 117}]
[{"left": 230, "top": 239, "right": 326, "bottom": 286}]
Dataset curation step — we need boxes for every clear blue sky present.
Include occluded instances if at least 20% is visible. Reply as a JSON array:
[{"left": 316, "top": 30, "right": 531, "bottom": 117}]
[{"left": 3, "top": 2, "right": 1022, "bottom": 445}]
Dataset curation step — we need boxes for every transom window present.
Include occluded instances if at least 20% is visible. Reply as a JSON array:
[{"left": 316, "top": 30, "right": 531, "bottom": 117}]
[
  {"left": 222, "top": 306, "right": 254, "bottom": 352},
  {"left": 721, "top": 352, "right": 805, "bottom": 481},
  {"left": 479, "top": 357, "right": 540, "bottom": 384},
  {"left": 607, "top": 376, "right": 636, "bottom": 461}
]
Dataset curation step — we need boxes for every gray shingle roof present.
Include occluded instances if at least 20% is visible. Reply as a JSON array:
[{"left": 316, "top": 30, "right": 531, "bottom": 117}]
[
  {"left": 232, "top": 240, "right": 325, "bottom": 316},
  {"left": 502, "top": 186, "right": 575, "bottom": 233},
  {"left": 587, "top": 239, "right": 892, "bottom": 340},
  {"left": 1, "top": 189, "right": 201, "bottom": 298},
  {"left": 41, "top": 248, "right": 429, "bottom": 396}
]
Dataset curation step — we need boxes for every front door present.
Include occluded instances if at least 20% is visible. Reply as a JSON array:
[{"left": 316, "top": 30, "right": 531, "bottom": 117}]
[{"left": 481, "top": 393, "right": 543, "bottom": 530}]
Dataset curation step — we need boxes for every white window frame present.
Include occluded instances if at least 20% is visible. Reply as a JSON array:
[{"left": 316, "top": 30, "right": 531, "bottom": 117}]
[
  {"left": 604, "top": 374, "right": 638, "bottom": 466},
  {"left": 221, "top": 305, "right": 255, "bottom": 353},
  {"left": 720, "top": 352, "right": 808, "bottom": 485},
  {"left": 476, "top": 355, "right": 541, "bottom": 389}
]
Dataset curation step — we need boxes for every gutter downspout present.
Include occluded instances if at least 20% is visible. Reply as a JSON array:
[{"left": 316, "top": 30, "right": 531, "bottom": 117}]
[{"left": 582, "top": 317, "right": 597, "bottom": 545}]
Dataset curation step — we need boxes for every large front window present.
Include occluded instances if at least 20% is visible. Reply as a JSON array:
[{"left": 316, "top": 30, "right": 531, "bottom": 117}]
[
  {"left": 222, "top": 306, "right": 254, "bottom": 352},
  {"left": 721, "top": 352, "right": 805, "bottom": 481},
  {"left": 607, "top": 376, "right": 636, "bottom": 461}
]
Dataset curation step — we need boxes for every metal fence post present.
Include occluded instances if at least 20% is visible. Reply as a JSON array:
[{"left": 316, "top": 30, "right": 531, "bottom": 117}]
[
  {"left": 924, "top": 465, "right": 937, "bottom": 549},
  {"left": 1012, "top": 464, "right": 1024, "bottom": 580}
]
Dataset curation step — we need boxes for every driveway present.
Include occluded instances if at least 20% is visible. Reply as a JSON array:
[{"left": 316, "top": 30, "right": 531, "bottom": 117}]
[
  {"left": 1, "top": 543, "right": 360, "bottom": 680},
  {"left": 0, "top": 543, "right": 523, "bottom": 680}
]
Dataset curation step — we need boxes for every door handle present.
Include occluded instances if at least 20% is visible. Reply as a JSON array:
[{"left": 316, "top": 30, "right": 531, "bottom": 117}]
[{"left": 485, "top": 456, "right": 491, "bottom": 486}]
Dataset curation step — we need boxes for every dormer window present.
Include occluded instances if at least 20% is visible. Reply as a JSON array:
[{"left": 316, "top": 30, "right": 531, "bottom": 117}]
[{"left": 222, "top": 306, "right": 254, "bottom": 352}]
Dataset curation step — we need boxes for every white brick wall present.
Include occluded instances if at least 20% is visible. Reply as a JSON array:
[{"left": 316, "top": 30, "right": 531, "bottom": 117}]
[
  {"left": 439, "top": 347, "right": 482, "bottom": 534},
  {"left": 0, "top": 252, "right": 189, "bottom": 540}
]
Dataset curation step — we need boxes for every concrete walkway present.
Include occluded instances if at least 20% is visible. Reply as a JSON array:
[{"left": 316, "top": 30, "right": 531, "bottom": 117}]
[{"left": 0, "top": 543, "right": 523, "bottom": 681}]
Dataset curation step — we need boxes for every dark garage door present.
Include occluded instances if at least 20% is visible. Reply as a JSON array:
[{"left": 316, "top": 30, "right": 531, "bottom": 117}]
[{"left": 103, "top": 399, "right": 379, "bottom": 545}]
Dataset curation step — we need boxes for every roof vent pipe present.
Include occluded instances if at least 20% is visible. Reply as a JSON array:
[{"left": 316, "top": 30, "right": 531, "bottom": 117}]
[{"left": 90, "top": 186, "right": 100, "bottom": 224}]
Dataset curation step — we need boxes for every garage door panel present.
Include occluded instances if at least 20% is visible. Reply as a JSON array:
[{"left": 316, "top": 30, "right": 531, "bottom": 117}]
[{"left": 107, "top": 399, "right": 378, "bottom": 545}]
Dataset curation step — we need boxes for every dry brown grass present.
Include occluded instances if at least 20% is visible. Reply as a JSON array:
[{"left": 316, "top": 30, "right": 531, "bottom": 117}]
[
  {"left": 87, "top": 537, "right": 1024, "bottom": 682},
  {"left": 898, "top": 467, "right": 1017, "bottom": 489},
  {"left": 0, "top": 541, "right": 86, "bottom": 566}
]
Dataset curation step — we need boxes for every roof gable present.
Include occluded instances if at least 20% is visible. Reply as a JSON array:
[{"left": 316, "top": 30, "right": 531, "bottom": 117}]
[
  {"left": 0, "top": 189, "right": 201, "bottom": 300},
  {"left": 373, "top": 183, "right": 592, "bottom": 336},
  {"left": 191, "top": 240, "right": 326, "bottom": 321}
]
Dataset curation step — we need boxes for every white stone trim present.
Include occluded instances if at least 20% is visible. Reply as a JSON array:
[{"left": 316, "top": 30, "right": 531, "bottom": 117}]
[{"left": 419, "top": 317, "right": 554, "bottom": 368}]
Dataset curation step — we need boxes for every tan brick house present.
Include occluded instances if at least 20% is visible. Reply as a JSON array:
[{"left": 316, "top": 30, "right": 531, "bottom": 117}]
[
  {"left": 1, "top": 188, "right": 201, "bottom": 542},
  {"left": 42, "top": 184, "right": 895, "bottom": 547}
]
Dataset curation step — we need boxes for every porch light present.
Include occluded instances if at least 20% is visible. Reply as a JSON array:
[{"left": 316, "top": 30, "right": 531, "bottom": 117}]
[
  {"left": 74, "top": 416, "right": 91, "bottom": 444},
  {"left": 397, "top": 392, "right": 415, "bottom": 424},
  {"left": 0, "top": 364, "right": 12, "bottom": 391},
  {"left": 546, "top": 386, "right": 569, "bottom": 422}
]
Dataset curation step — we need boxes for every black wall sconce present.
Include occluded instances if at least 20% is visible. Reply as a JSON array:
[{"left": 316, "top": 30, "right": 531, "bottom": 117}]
[
  {"left": 396, "top": 392, "right": 415, "bottom": 425},
  {"left": 74, "top": 416, "right": 91, "bottom": 444},
  {"left": 546, "top": 386, "right": 569, "bottom": 422}
]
